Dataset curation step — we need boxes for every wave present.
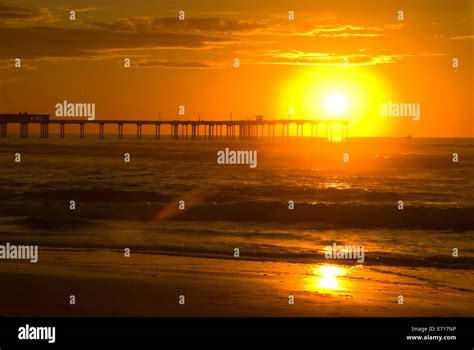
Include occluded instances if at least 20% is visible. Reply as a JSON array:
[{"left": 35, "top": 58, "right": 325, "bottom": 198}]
[
  {"left": 2, "top": 189, "right": 172, "bottom": 203},
  {"left": 174, "top": 202, "right": 474, "bottom": 231},
  {"left": 2, "top": 201, "right": 473, "bottom": 231},
  {"left": 20, "top": 243, "right": 474, "bottom": 271},
  {"left": 1, "top": 185, "right": 469, "bottom": 205}
]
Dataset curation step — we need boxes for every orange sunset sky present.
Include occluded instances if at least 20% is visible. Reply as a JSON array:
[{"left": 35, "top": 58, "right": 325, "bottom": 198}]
[{"left": 0, "top": 0, "right": 473, "bottom": 137}]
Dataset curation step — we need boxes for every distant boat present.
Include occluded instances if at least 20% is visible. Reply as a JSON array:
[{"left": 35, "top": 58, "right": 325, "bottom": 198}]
[{"left": 406, "top": 134, "right": 413, "bottom": 139}]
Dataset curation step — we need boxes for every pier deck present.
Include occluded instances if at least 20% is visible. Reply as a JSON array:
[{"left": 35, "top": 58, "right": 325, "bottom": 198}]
[{"left": 0, "top": 114, "right": 349, "bottom": 141}]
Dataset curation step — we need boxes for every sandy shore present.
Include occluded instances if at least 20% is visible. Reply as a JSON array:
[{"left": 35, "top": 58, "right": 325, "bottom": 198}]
[{"left": 0, "top": 248, "right": 472, "bottom": 317}]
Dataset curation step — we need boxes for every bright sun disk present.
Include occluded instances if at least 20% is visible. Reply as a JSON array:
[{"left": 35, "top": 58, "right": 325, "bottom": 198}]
[{"left": 325, "top": 92, "right": 347, "bottom": 114}]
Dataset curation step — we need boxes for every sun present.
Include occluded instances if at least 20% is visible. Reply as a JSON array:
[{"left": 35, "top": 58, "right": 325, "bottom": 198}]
[
  {"left": 280, "top": 67, "right": 391, "bottom": 135},
  {"left": 325, "top": 92, "right": 347, "bottom": 114}
]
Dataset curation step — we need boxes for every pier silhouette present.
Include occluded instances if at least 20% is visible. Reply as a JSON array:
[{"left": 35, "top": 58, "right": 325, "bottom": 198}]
[{"left": 0, "top": 114, "right": 349, "bottom": 141}]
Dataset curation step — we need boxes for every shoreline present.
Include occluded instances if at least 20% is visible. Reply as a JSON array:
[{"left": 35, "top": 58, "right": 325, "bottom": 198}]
[{"left": 0, "top": 249, "right": 472, "bottom": 317}]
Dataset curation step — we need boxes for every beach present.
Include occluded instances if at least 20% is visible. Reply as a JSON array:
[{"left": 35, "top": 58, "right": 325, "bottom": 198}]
[{"left": 1, "top": 248, "right": 472, "bottom": 317}]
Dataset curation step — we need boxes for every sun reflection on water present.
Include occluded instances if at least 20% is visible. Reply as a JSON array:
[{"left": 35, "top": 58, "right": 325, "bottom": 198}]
[{"left": 305, "top": 265, "right": 348, "bottom": 293}]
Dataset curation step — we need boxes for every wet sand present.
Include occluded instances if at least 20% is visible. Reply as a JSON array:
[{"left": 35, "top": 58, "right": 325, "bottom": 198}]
[{"left": 0, "top": 248, "right": 471, "bottom": 317}]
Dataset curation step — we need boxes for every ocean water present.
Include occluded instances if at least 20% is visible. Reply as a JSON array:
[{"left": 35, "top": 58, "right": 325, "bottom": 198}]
[{"left": 0, "top": 136, "right": 473, "bottom": 276}]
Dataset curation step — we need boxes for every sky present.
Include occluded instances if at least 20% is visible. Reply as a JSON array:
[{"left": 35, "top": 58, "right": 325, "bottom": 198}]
[{"left": 0, "top": 0, "right": 473, "bottom": 137}]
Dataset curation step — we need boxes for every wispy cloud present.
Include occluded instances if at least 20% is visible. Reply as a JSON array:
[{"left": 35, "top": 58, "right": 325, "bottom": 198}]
[
  {"left": 450, "top": 34, "right": 474, "bottom": 40},
  {"left": 0, "top": 26, "right": 230, "bottom": 60},
  {"left": 0, "top": 2, "right": 465, "bottom": 70},
  {"left": 244, "top": 49, "right": 447, "bottom": 66},
  {"left": 0, "top": 3, "right": 56, "bottom": 25},
  {"left": 136, "top": 59, "right": 212, "bottom": 68},
  {"left": 88, "top": 16, "right": 266, "bottom": 33},
  {"left": 234, "top": 22, "right": 392, "bottom": 38},
  {"left": 57, "top": 7, "right": 96, "bottom": 13}
]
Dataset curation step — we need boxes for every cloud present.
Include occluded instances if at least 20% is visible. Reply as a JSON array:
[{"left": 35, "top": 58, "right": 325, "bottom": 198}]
[
  {"left": 295, "top": 25, "right": 384, "bottom": 37},
  {"left": 152, "top": 17, "right": 265, "bottom": 33},
  {"left": 250, "top": 49, "right": 378, "bottom": 66},
  {"left": 234, "top": 22, "right": 389, "bottom": 38},
  {"left": 136, "top": 59, "right": 211, "bottom": 68},
  {"left": 318, "top": 33, "right": 381, "bottom": 38},
  {"left": 0, "top": 4, "right": 456, "bottom": 70},
  {"left": 0, "top": 26, "right": 230, "bottom": 60},
  {"left": 246, "top": 49, "right": 447, "bottom": 66},
  {"left": 450, "top": 35, "right": 474, "bottom": 41},
  {"left": 0, "top": 3, "right": 55, "bottom": 24},
  {"left": 0, "top": 4, "right": 37, "bottom": 18},
  {"left": 58, "top": 7, "right": 96, "bottom": 13},
  {"left": 88, "top": 16, "right": 266, "bottom": 33}
]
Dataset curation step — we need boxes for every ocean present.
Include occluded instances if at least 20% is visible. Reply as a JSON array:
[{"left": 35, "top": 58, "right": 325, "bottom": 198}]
[{"left": 0, "top": 136, "right": 473, "bottom": 315}]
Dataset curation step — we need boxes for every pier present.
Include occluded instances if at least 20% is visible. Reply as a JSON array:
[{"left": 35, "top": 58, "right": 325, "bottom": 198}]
[{"left": 0, "top": 114, "right": 349, "bottom": 141}]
